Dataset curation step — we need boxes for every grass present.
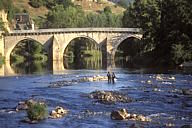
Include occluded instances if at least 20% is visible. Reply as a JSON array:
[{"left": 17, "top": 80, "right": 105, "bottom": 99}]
[{"left": 27, "top": 102, "right": 48, "bottom": 121}]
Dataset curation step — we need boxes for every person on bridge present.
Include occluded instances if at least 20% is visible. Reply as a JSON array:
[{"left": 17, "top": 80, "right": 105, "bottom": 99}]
[
  {"left": 112, "top": 72, "right": 116, "bottom": 84},
  {"left": 107, "top": 72, "right": 111, "bottom": 83}
]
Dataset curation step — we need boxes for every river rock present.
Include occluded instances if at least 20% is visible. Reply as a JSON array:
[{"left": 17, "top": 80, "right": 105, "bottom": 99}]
[
  {"left": 78, "top": 75, "right": 108, "bottom": 82},
  {"left": 89, "top": 90, "right": 132, "bottom": 104},
  {"left": 111, "top": 109, "right": 130, "bottom": 120},
  {"left": 156, "top": 74, "right": 163, "bottom": 81},
  {"left": 50, "top": 106, "right": 68, "bottom": 119},
  {"left": 111, "top": 109, "right": 151, "bottom": 122},
  {"left": 49, "top": 81, "right": 74, "bottom": 88},
  {"left": 180, "top": 125, "right": 192, "bottom": 128},
  {"left": 49, "top": 75, "right": 108, "bottom": 88},
  {"left": 16, "top": 99, "right": 36, "bottom": 111},
  {"left": 182, "top": 89, "right": 192, "bottom": 95}
]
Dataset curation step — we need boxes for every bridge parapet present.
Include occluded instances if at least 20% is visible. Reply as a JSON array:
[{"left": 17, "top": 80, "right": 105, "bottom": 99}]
[{"left": 5, "top": 28, "right": 141, "bottom": 36}]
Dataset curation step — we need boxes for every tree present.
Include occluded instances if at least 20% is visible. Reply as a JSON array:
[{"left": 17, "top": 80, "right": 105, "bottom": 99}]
[
  {"left": 0, "top": 0, "right": 15, "bottom": 21},
  {"left": 104, "top": 6, "right": 112, "bottom": 14},
  {"left": 46, "top": 5, "right": 86, "bottom": 28},
  {"left": 123, "top": 0, "right": 192, "bottom": 66},
  {"left": 45, "top": 4, "right": 122, "bottom": 28},
  {"left": 29, "top": 0, "right": 44, "bottom": 8}
]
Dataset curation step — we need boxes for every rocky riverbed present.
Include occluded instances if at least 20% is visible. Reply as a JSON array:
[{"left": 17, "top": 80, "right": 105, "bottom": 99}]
[
  {"left": 49, "top": 75, "right": 108, "bottom": 88},
  {"left": 0, "top": 70, "right": 192, "bottom": 127}
]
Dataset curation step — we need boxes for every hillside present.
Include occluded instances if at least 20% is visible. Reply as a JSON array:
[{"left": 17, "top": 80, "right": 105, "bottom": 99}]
[
  {"left": 13, "top": 0, "right": 49, "bottom": 19},
  {"left": 73, "top": 0, "right": 125, "bottom": 14},
  {"left": 13, "top": 0, "right": 125, "bottom": 20}
]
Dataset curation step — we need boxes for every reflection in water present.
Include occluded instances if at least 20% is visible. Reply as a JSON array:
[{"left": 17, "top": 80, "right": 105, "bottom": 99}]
[
  {"left": 11, "top": 61, "right": 50, "bottom": 74},
  {"left": 64, "top": 37, "right": 104, "bottom": 69},
  {"left": 9, "top": 39, "right": 50, "bottom": 75},
  {"left": 64, "top": 54, "right": 103, "bottom": 69}
]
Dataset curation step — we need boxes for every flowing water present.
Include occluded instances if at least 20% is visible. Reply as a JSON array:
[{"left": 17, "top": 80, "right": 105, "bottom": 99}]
[{"left": 0, "top": 62, "right": 192, "bottom": 128}]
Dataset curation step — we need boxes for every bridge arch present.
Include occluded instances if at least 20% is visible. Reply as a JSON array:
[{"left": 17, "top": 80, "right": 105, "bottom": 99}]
[
  {"left": 5, "top": 36, "right": 49, "bottom": 62},
  {"left": 112, "top": 35, "right": 142, "bottom": 57},
  {"left": 63, "top": 36, "right": 99, "bottom": 54},
  {"left": 63, "top": 36, "right": 102, "bottom": 69},
  {"left": 4, "top": 35, "right": 50, "bottom": 61}
]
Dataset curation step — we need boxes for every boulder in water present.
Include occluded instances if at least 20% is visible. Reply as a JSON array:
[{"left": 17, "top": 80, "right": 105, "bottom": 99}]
[
  {"left": 50, "top": 106, "right": 68, "bottom": 119},
  {"left": 111, "top": 109, "right": 151, "bottom": 122},
  {"left": 182, "top": 89, "right": 192, "bottom": 96},
  {"left": 180, "top": 125, "right": 192, "bottom": 128},
  {"left": 89, "top": 90, "right": 132, "bottom": 104}
]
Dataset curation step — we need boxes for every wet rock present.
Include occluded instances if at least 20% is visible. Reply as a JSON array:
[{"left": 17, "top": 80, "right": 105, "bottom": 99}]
[
  {"left": 147, "top": 80, "right": 152, "bottom": 84},
  {"left": 49, "top": 106, "right": 68, "bottom": 119},
  {"left": 89, "top": 90, "right": 132, "bottom": 104},
  {"left": 77, "top": 75, "right": 108, "bottom": 82},
  {"left": 16, "top": 99, "right": 36, "bottom": 111},
  {"left": 182, "top": 101, "right": 192, "bottom": 108},
  {"left": 156, "top": 74, "right": 163, "bottom": 81},
  {"left": 180, "top": 125, "right": 192, "bottom": 128},
  {"left": 182, "top": 89, "right": 192, "bottom": 95},
  {"left": 168, "top": 76, "right": 175, "bottom": 80},
  {"left": 111, "top": 109, "right": 151, "bottom": 122},
  {"left": 165, "top": 123, "right": 175, "bottom": 127},
  {"left": 49, "top": 75, "right": 108, "bottom": 88},
  {"left": 153, "top": 88, "right": 161, "bottom": 92},
  {"left": 49, "top": 81, "right": 74, "bottom": 88},
  {"left": 0, "top": 108, "right": 16, "bottom": 113},
  {"left": 111, "top": 109, "right": 130, "bottom": 120}
]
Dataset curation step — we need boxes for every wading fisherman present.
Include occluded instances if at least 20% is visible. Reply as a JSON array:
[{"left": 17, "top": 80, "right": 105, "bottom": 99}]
[
  {"left": 112, "top": 72, "right": 116, "bottom": 84},
  {"left": 107, "top": 72, "right": 111, "bottom": 83}
]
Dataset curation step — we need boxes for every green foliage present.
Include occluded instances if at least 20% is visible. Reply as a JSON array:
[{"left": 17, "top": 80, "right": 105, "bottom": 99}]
[
  {"left": 118, "top": 0, "right": 131, "bottom": 8},
  {"left": 11, "top": 54, "right": 25, "bottom": 63},
  {"left": 43, "top": 0, "right": 56, "bottom": 9},
  {"left": 123, "top": 0, "right": 192, "bottom": 66},
  {"left": 104, "top": 6, "right": 112, "bottom": 13},
  {"left": 29, "top": 0, "right": 45, "bottom": 8},
  {"left": 0, "top": 0, "right": 15, "bottom": 21},
  {"left": 45, "top": 5, "right": 122, "bottom": 28},
  {"left": 171, "top": 44, "right": 192, "bottom": 65},
  {"left": 10, "top": 40, "right": 48, "bottom": 63},
  {"left": 27, "top": 102, "right": 48, "bottom": 121}
]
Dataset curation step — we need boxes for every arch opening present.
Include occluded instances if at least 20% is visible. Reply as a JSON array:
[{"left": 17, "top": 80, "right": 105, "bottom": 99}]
[
  {"left": 10, "top": 39, "right": 50, "bottom": 74},
  {"left": 115, "top": 37, "right": 142, "bottom": 68},
  {"left": 63, "top": 37, "right": 103, "bottom": 69}
]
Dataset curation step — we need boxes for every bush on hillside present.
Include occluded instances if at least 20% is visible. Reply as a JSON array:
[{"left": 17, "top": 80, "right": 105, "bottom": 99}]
[{"left": 29, "top": 0, "right": 44, "bottom": 8}]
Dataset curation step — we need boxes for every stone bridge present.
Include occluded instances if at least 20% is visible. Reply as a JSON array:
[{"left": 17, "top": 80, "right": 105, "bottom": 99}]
[{"left": 0, "top": 28, "right": 142, "bottom": 76}]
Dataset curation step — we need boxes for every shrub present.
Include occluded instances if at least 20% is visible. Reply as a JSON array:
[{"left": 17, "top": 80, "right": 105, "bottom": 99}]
[
  {"left": 29, "top": 0, "right": 44, "bottom": 8},
  {"left": 27, "top": 102, "right": 48, "bottom": 121}
]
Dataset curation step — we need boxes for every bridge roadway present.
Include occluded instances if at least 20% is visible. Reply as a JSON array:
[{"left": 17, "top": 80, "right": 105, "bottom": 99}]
[{"left": 0, "top": 28, "right": 142, "bottom": 76}]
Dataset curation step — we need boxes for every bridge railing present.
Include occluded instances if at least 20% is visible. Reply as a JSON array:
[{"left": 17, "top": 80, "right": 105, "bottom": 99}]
[{"left": 6, "top": 28, "right": 141, "bottom": 34}]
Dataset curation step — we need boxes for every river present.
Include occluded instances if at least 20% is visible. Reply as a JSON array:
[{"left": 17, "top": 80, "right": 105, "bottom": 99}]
[{"left": 0, "top": 63, "right": 192, "bottom": 127}]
